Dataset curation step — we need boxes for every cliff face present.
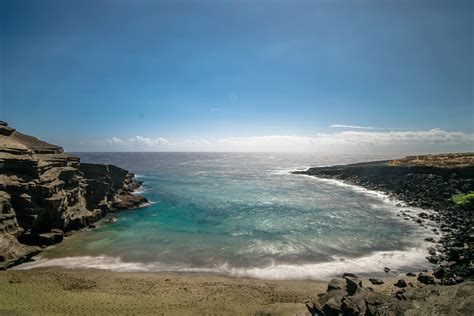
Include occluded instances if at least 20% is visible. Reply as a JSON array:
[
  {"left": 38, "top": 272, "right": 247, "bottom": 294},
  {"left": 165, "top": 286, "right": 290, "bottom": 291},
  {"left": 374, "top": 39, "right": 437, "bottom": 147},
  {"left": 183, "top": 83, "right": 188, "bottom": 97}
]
[{"left": 0, "top": 121, "right": 147, "bottom": 269}]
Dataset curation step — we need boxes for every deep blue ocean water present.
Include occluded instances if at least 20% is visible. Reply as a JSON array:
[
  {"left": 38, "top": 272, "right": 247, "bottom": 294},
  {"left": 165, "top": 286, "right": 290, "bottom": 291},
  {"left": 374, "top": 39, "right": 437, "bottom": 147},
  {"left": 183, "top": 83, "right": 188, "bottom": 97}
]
[{"left": 17, "top": 153, "right": 436, "bottom": 279}]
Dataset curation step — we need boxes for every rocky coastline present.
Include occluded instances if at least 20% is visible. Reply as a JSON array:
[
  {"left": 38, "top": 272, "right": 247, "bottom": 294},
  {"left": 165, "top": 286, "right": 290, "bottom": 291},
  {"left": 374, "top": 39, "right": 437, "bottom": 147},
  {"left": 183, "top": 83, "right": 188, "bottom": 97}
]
[
  {"left": 294, "top": 154, "right": 474, "bottom": 314},
  {"left": 0, "top": 121, "right": 147, "bottom": 269}
]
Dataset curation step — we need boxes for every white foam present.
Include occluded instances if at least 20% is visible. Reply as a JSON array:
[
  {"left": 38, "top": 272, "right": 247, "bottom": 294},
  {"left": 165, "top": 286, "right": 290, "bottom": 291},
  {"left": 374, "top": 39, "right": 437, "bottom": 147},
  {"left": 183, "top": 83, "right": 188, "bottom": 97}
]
[
  {"left": 134, "top": 175, "right": 156, "bottom": 179},
  {"left": 14, "top": 245, "right": 434, "bottom": 280},
  {"left": 133, "top": 184, "right": 147, "bottom": 195},
  {"left": 296, "top": 174, "right": 436, "bottom": 216},
  {"left": 271, "top": 166, "right": 315, "bottom": 175}
]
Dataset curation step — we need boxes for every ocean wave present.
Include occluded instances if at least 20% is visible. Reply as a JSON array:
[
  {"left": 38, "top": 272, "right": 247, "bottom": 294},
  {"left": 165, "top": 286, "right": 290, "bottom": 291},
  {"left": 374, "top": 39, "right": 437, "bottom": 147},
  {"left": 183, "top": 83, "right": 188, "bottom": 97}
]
[
  {"left": 242, "top": 239, "right": 307, "bottom": 255},
  {"left": 271, "top": 166, "right": 315, "bottom": 175},
  {"left": 134, "top": 174, "right": 158, "bottom": 180},
  {"left": 14, "top": 246, "right": 434, "bottom": 280},
  {"left": 297, "top": 175, "right": 436, "bottom": 214}
]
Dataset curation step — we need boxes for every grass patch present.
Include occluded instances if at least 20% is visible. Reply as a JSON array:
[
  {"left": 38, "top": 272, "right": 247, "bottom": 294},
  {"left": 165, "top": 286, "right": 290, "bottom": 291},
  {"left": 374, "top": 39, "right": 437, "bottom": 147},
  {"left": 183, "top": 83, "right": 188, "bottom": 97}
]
[{"left": 451, "top": 192, "right": 474, "bottom": 205}]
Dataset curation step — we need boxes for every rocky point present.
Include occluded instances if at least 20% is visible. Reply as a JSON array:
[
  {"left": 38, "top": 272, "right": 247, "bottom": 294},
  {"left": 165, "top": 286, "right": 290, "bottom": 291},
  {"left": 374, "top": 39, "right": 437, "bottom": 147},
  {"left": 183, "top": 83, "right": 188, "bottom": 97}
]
[
  {"left": 0, "top": 121, "right": 147, "bottom": 269},
  {"left": 294, "top": 153, "right": 474, "bottom": 286}
]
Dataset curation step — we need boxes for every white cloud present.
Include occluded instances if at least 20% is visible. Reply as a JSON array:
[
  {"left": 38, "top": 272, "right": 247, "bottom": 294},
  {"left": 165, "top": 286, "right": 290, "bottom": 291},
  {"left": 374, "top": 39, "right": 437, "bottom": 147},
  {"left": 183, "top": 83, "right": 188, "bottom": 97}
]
[
  {"left": 105, "top": 136, "right": 169, "bottom": 146},
  {"left": 330, "top": 124, "right": 408, "bottom": 130},
  {"left": 102, "top": 129, "right": 473, "bottom": 152},
  {"left": 328, "top": 129, "right": 474, "bottom": 145},
  {"left": 331, "top": 124, "right": 377, "bottom": 129},
  {"left": 182, "top": 138, "right": 211, "bottom": 146},
  {"left": 218, "top": 135, "right": 317, "bottom": 146},
  {"left": 105, "top": 137, "right": 124, "bottom": 145},
  {"left": 127, "top": 136, "right": 169, "bottom": 146},
  {"left": 216, "top": 129, "right": 474, "bottom": 150}
]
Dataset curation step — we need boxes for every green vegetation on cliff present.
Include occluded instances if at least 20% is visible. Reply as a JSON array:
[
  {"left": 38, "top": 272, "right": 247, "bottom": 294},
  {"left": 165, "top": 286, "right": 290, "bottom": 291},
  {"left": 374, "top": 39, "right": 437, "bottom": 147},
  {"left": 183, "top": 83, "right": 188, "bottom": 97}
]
[{"left": 452, "top": 192, "right": 474, "bottom": 206}]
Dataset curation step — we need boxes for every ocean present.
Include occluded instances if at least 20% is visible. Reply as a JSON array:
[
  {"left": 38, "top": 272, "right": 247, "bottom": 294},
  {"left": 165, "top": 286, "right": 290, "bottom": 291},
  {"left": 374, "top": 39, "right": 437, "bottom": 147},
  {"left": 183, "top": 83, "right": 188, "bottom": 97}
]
[{"left": 16, "top": 152, "right": 436, "bottom": 279}]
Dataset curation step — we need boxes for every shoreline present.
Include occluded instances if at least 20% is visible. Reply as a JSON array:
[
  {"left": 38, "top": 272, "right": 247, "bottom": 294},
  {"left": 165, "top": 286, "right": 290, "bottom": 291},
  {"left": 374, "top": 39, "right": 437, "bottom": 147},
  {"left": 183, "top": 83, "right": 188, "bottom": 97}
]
[
  {"left": 12, "top": 247, "right": 436, "bottom": 281},
  {"left": 0, "top": 268, "right": 327, "bottom": 315},
  {"left": 1, "top": 268, "right": 472, "bottom": 315},
  {"left": 13, "top": 163, "right": 438, "bottom": 279}
]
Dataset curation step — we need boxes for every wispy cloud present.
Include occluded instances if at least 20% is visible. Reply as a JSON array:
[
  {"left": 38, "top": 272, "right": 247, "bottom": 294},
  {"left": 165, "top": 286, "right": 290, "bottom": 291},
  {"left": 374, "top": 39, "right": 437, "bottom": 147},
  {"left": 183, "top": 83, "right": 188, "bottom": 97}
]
[
  {"left": 106, "top": 137, "right": 124, "bottom": 145},
  {"left": 330, "top": 124, "right": 377, "bottom": 129},
  {"left": 217, "top": 129, "right": 474, "bottom": 148},
  {"left": 105, "top": 136, "right": 169, "bottom": 146},
  {"left": 330, "top": 124, "right": 410, "bottom": 130},
  {"left": 101, "top": 129, "right": 473, "bottom": 152},
  {"left": 182, "top": 138, "right": 211, "bottom": 146}
]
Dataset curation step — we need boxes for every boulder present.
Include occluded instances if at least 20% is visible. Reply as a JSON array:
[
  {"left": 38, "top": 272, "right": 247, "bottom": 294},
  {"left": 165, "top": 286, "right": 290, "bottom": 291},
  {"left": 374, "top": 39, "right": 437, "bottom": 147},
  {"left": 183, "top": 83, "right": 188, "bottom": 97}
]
[
  {"left": 394, "top": 279, "right": 407, "bottom": 288},
  {"left": 369, "top": 278, "right": 384, "bottom": 285},
  {"left": 433, "top": 266, "right": 446, "bottom": 279},
  {"left": 327, "top": 278, "right": 346, "bottom": 292},
  {"left": 305, "top": 301, "right": 324, "bottom": 316},
  {"left": 322, "top": 297, "right": 341, "bottom": 316},
  {"left": 18, "top": 231, "right": 64, "bottom": 246},
  {"left": 417, "top": 273, "right": 435, "bottom": 285},
  {"left": 341, "top": 295, "right": 366, "bottom": 315},
  {"left": 440, "top": 278, "right": 457, "bottom": 286},
  {"left": 344, "top": 277, "right": 362, "bottom": 296},
  {"left": 342, "top": 272, "right": 358, "bottom": 278}
]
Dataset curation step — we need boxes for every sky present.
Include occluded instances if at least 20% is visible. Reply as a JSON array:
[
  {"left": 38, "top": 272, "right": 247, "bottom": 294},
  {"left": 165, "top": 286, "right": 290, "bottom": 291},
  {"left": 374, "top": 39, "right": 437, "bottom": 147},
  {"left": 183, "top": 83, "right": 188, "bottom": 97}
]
[{"left": 1, "top": 0, "right": 473, "bottom": 153}]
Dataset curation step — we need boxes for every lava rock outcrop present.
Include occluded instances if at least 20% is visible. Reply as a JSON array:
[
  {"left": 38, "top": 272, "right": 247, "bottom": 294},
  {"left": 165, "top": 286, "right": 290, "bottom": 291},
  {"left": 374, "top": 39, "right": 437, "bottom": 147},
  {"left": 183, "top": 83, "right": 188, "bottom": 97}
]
[{"left": 0, "top": 121, "right": 147, "bottom": 269}]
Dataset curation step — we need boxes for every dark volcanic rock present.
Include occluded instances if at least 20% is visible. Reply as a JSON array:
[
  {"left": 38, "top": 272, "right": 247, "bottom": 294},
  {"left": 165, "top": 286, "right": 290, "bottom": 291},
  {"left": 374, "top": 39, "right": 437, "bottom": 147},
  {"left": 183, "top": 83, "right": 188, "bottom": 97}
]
[
  {"left": 369, "top": 278, "right": 384, "bottom": 285},
  {"left": 307, "top": 277, "right": 413, "bottom": 315},
  {"left": 306, "top": 277, "right": 474, "bottom": 316},
  {"left": 0, "top": 121, "right": 147, "bottom": 268},
  {"left": 418, "top": 273, "right": 435, "bottom": 285},
  {"left": 433, "top": 266, "right": 447, "bottom": 279},
  {"left": 327, "top": 278, "right": 346, "bottom": 291},
  {"left": 341, "top": 272, "right": 358, "bottom": 278},
  {"left": 395, "top": 279, "right": 408, "bottom": 288},
  {"left": 344, "top": 277, "right": 361, "bottom": 296}
]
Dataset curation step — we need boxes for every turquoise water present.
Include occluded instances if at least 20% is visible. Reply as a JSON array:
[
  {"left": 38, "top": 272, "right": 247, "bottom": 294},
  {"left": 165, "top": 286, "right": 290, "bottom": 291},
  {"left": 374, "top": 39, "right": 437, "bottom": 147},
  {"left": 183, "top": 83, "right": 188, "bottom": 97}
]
[{"left": 18, "top": 153, "right": 436, "bottom": 279}]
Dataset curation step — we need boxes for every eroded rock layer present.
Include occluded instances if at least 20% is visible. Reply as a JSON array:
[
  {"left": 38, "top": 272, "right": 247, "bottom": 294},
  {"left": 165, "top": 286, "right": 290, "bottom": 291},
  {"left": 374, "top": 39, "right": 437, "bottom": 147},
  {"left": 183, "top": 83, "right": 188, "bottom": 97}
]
[{"left": 0, "top": 121, "right": 147, "bottom": 269}]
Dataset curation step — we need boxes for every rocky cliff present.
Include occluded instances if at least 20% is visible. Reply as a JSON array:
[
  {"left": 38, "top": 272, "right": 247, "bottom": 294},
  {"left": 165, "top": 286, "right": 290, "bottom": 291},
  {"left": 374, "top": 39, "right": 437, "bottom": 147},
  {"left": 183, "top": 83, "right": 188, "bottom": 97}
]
[{"left": 0, "top": 121, "right": 147, "bottom": 269}]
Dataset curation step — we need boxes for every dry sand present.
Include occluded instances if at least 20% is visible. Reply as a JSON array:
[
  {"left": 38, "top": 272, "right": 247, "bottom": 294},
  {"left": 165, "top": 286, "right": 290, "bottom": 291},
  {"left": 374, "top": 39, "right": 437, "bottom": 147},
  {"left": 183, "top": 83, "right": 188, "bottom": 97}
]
[
  {"left": 0, "top": 269, "right": 329, "bottom": 315},
  {"left": 0, "top": 269, "right": 431, "bottom": 315}
]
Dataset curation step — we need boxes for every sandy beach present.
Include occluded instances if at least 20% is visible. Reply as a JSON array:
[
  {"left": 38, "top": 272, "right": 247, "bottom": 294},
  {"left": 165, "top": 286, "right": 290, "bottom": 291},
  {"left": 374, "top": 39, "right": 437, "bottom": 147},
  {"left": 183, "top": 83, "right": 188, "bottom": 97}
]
[
  {"left": 0, "top": 269, "right": 328, "bottom": 315},
  {"left": 2, "top": 269, "right": 473, "bottom": 315}
]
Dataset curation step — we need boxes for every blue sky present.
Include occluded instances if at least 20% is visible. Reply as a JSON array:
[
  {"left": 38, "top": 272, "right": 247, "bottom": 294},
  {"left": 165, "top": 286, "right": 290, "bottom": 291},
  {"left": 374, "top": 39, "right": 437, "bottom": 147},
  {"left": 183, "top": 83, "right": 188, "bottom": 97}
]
[{"left": 1, "top": 0, "right": 473, "bottom": 152}]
